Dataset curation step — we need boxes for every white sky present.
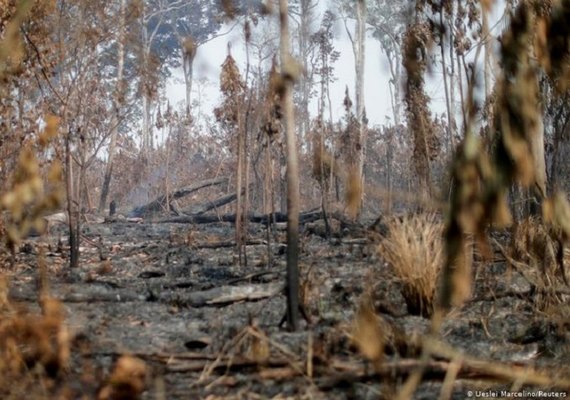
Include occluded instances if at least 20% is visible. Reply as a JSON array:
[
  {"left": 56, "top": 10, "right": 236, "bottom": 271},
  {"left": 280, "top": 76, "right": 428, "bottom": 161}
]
[
  {"left": 166, "top": 6, "right": 397, "bottom": 126},
  {"left": 166, "top": 1, "right": 506, "bottom": 127}
]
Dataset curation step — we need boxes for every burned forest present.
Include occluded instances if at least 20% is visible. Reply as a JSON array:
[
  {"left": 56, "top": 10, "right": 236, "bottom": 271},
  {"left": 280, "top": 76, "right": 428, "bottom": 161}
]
[{"left": 3, "top": 0, "right": 570, "bottom": 399}]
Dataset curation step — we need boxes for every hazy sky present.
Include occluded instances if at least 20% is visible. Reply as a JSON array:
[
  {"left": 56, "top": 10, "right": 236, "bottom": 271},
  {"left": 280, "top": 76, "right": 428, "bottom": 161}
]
[
  {"left": 166, "top": 4, "right": 397, "bottom": 126},
  {"left": 166, "top": 1, "right": 506, "bottom": 127}
]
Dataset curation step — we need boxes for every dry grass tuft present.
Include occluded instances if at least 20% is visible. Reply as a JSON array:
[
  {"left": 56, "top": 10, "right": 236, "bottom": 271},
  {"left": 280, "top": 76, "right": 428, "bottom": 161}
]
[
  {"left": 511, "top": 216, "right": 568, "bottom": 307},
  {"left": 512, "top": 216, "right": 557, "bottom": 275},
  {"left": 378, "top": 213, "right": 444, "bottom": 317}
]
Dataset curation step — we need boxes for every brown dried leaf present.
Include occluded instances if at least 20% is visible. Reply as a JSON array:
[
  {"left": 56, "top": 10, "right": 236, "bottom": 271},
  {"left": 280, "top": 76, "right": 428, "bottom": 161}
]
[
  {"left": 351, "top": 300, "right": 384, "bottom": 362},
  {"left": 481, "top": 0, "right": 494, "bottom": 13},
  {"left": 543, "top": 192, "right": 570, "bottom": 238},
  {"left": 98, "top": 355, "right": 148, "bottom": 400},
  {"left": 38, "top": 115, "right": 59, "bottom": 147}
]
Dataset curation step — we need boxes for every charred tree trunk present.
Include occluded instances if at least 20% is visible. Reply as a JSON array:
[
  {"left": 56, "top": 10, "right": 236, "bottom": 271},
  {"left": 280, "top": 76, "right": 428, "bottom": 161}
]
[{"left": 279, "top": 0, "right": 300, "bottom": 331}]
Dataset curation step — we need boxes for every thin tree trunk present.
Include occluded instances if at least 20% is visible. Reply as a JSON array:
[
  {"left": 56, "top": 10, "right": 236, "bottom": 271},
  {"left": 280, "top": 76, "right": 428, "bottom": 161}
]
[
  {"left": 386, "top": 51, "right": 401, "bottom": 127},
  {"left": 279, "top": 0, "right": 300, "bottom": 331},
  {"left": 99, "top": 0, "right": 126, "bottom": 213},
  {"left": 386, "top": 127, "right": 394, "bottom": 213},
  {"left": 355, "top": 0, "right": 366, "bottom": 199},
  {"left": 482, "top": 2, "right": 491, "bottom": 98},
  {"left": 165, "top": 126, "right": 171, "bottom": 213},
  {"left": 66, "top": 132, "right": 79, "bottom": 269},
  {"left": 264, "top": 143, "right": 273, "bottom": 267},
  {"left": 550, "top": 108, "right": 570, "bottom": 191},
  {"left": 440, "top": 9, "right": 453, "bottom": 154},
  {"left": 235, "top": 110, "right": 246, "bottom": 265},
  {"left": 237, "top": 25, "right": 254, "bottom": 268},
  {"left": 458, "top": 54, "right": 467, "bottom": 132},
  {"left": 296, "top": 0, "right": 315, "bottom": 146},
  {"left": 530, "top": 111, "right": 547, "bottom": 212}
]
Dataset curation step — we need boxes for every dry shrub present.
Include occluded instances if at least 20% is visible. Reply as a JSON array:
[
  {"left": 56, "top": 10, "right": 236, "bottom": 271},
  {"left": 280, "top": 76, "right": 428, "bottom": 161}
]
[
  {"left": 1, "top": 115, "right": 63, "bottom": 253},
  {"left": 378, "top": 213, "right": 444, "bottom": 317},
  {"left": 0, "top": 290, "right": 71, "bottom": 398},
  {"left": 511, "top": 216, "right": 568, "bottom": 307}
]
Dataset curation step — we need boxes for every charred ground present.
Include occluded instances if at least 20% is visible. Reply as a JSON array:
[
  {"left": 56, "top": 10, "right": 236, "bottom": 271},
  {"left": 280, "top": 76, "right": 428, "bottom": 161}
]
[{"left": 1, "top": 213, "right": 569, "bottom": 399}]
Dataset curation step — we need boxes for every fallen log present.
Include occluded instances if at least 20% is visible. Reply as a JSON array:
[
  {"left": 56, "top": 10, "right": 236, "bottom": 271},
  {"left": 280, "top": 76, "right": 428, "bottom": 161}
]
[
  {"left": 9, "top": 287, "right": 146, "bottom": 303},
  {"left": 157, "top": 282, "right": 284, "bottom": 307},
  {"left": 129, "top": 176, "right": 228, "bottom": 217},
  {"left": 157, "top": 209, "right": 325, "bottom": 225}
]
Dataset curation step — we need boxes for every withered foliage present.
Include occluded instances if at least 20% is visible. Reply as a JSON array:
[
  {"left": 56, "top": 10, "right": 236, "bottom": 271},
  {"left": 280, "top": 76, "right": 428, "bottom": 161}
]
[
  {"left": 0, "top": 283, "right": 71, "bottom": 398},
  {"left": 511, "top": 216, "right": 568, "bottom": 307},
  {"left": 0, "top": 0, "right": 63, "bottom": 253},
  {"left": 495, "top": 4, "right": 541, "bottom": 192},
  {"left": 1, "top": 115, "right": 63, "bottom": 252},
  {"left": 440, "top": 1, "right": 565, "bottom": 316},
  {"left": 402, "top": 21, "right": 440, "bottom": 199},
  {"left": 214, "top": 52, "right": 245, "bottom": 129},
  {"left": 97, "top": 355, "right": 148, "bottom": 400},
  {"left": 262, "top": 56, "right": 283, "bottom": 140}
]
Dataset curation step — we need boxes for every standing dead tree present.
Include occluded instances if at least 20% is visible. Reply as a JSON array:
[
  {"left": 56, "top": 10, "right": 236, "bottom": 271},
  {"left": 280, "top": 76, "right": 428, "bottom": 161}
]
[
  {"left": 278, "top": 0, "right": 302, "bottom": 331},
  {"left": 214, "top": 47, "right": 248, "bottom": 265}
]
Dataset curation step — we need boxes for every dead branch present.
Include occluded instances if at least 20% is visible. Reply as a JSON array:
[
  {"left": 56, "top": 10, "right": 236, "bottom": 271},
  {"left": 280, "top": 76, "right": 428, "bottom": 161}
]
[
  {"left": 157, "top": 282, "right": 284, "bottom": 307},
  {"left": 191, "top": 238, "right": 268, "bottom": 249},
  {"left": 183, "top": 192, "right": 238, "bottom": 215}
]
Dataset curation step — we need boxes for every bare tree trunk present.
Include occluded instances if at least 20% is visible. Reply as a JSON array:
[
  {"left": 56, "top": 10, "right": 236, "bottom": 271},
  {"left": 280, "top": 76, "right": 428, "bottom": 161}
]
[
  {"left": 447, "top": 4, "right": 457, "bottom": 146},
  {"left": 386, "top": 50, "right": 402, "bottom": 127},
  {"left": 295, "top": 0, "right": 317, "bottom": 146},
  {"left": 66, "top": 131, "right": 79, "bottom": 269},
  {"left": 482, "top": 2, "right": 492, "bottom": 98},
  {"left": 99, "top": 0, "right": 126, "bottom": 213},
  {"left": 458, "top": 54, "right": 468, "bottom": 131},
  {"left": 440, "top": 10, "right": 454, "bottom": 154},
  {"left": 165, "top": 126, "right": 172, "bottom": 214},
  {"left": 279, "top": 0, "right": 301, "bottom": 331},
  {"left": 264, "top": 143, "right": 274, "bottom": 266},
  {"left": 386, "top": 127, "right": 394, "bottom": 213},
  {"left": 530, "top": 112, "right": 547, "bottom": 214},
  {"left": 355, "top": 0, "right": 366, "bottom": 198},
  {"left": 235, "top": 106, "right": 246, "bottom": 265},
  {"left": 550, "top": 106, "right": 570, "bottom": 191}
]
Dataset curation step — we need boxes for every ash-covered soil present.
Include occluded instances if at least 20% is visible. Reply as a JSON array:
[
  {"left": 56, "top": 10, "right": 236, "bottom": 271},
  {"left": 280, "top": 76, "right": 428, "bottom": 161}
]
[{"left": 3, "top": 217, "right": 570, "bottom": 399}]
